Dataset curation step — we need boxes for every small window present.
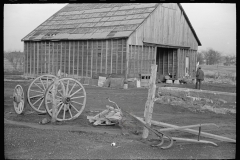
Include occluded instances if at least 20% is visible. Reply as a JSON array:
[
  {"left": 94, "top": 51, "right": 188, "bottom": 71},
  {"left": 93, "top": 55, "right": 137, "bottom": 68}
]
[{"left": 98, "top": 52, "right": 101, "bottom": 58}]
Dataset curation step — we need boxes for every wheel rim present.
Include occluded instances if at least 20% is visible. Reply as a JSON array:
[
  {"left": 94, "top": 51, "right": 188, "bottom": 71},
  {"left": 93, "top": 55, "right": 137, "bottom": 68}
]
[
  {"left": 44, "top": 78, "right": 86, "bottom": 121},
  {"left": 13, "top": 85, "right": 25, "bottom": 114},
  {"left": 27, "top": 75, "right": 58, "bottom": 113}
]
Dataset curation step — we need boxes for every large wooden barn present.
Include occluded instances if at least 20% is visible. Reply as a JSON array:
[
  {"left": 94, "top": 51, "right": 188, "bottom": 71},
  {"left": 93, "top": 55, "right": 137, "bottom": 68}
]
[{"left": 22, "top": 3, "right": 201, "bottom": 81}]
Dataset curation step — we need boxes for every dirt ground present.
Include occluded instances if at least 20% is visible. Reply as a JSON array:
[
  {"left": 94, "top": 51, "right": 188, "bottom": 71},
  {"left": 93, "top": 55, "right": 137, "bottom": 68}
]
[{"left": 4, "top": 76, "right": 236, "bottom": 159}]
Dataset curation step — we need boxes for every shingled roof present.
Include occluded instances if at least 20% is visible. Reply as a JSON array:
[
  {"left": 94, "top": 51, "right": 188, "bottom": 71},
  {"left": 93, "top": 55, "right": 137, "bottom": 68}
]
[
  {"left": 22, "top": 3, "right": 159, "bottom": 41},
  {"left": 21, "top": 3, "right": 201, "bottom": 46}
]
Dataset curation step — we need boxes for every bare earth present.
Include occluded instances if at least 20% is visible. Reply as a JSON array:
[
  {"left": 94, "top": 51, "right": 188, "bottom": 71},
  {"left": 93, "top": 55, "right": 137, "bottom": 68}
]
[{"left": 4, "top": 78, "right": 236, "bottom": 159}]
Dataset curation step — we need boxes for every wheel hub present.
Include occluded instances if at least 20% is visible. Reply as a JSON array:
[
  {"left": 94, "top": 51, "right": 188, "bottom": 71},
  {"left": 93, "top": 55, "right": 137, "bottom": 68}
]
[
  {"left": 62, "top": 97, "right": 71, "bottom": 104},
  {"left": 13, "top": 93, "right": 21, "bottom": 103}
]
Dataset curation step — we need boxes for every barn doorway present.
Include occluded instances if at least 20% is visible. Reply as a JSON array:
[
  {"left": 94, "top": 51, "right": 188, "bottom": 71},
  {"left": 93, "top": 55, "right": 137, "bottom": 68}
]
[{"left": 156, "top": 47, "right": 177, "bottom": 79}]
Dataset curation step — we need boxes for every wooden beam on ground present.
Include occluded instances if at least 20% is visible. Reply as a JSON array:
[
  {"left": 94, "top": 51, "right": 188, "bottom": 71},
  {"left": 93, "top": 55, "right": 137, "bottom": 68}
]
[
  {"left": 169, "top": 137, "right": 218, "bottom": 146},
  {"left": 137, "top": 117, "right": 236, "bottom": 143},
  {"left": 142, "top": 64, "right": 158, "bottom": 139},
  {"left": 159, "top": 123, "right": 218, "bottom": 132}
]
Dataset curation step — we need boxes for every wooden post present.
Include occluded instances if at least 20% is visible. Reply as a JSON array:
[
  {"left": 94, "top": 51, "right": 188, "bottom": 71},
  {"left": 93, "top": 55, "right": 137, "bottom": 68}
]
[
  {"left": 105, "top": 40, "right": 108, "bottom": 74},
  {"left": 100, "top": 40, "right": 103, "bottom": 73},
  {"left": 141, "top": 45, "right": 143, "bottom": 73},
  {"left": 142, "top": 64, "right": 157, "bottom": 139},
  {"left": 177, "top": 48, "right": 180, "bottom": 79},
  {"left": 51, "top": 78, "right": 59, "bottom": 123},
  {"left": 60, "top": 42, "right": 62, "bottom": 74},
  {"left": 77, "top": 41, "right": 79, "bottom": 77},
  {"left": 73, "top": 41, "right": 75, "bottom": 76},
  {"left": 91, "top": 41, "right": 93, "bottom": 78},
  {"left": 30, "top": 42, "right": 32, "bottom": 75},
  {"left": 33, "top": 42, "right": 35, "bottom": 76},
  {"left": 82, "top": 41, "right": 84, "bottom": 77},
  {"left": 121, "top": 39, "right": 124, "bottom": 74},
  {"left": 86, "top": 41, "right": 88, "bottom": 77},
  {"left": 37, "top": 42, "right": 39, "bottom": 75},
  {"left": 69, "top": 41, "right": 71, "bottom": 75},
  {"left": 125, "top": 39, "right": 129, "bottom": 81},
  {"left": 48, "top": 42, "right": 50, "bottom": 74},
  {"left": 116, "top": 40, "right": 118, "bottom": 74},
  {"left": 110, "top": 40, "right": 112, "bottom": 74}
]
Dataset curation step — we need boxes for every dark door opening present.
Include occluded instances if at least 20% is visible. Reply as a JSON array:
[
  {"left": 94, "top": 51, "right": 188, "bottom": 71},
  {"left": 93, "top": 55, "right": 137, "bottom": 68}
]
[{"left": 156, "top": 47, "right": 177, "bottom": 78}]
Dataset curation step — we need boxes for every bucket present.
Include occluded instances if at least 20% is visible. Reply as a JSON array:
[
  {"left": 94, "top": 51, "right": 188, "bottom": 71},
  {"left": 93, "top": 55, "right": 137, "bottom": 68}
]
[{"left": 123, "top": 83, "right": 128, "bottom": 89}]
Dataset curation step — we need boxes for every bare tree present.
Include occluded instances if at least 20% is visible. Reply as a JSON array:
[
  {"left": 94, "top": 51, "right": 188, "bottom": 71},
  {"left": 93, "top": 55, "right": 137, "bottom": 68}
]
[{"left": 203, "top": 48, "right": 221, "bottom": 65}]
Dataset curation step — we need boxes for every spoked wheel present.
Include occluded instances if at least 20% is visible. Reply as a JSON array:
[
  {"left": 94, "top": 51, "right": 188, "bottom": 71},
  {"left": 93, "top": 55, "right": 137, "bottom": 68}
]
[
  {"left": 13, "top": 85, "right": 25, "bottom": 114},
  {"left": 44, "top": 78, "right": 86, "bottom": 121},
  {"left": 27, "top": 74, "right": 58, "bottom": 113}
]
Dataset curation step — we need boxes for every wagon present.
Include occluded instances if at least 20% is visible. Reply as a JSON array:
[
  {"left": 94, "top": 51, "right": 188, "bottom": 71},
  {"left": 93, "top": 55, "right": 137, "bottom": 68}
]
[{"left": 12, "top": 74, "right": 86, "bottom": 121}]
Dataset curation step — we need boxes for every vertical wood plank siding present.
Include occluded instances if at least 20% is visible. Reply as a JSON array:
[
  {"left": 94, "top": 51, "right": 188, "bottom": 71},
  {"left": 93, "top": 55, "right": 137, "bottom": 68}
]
[
  {"left": 23, "top": 39, "right": 136, "bottom": 79},
  {"left": 128, "top": 3, "right": 198, "bottom": 50}
]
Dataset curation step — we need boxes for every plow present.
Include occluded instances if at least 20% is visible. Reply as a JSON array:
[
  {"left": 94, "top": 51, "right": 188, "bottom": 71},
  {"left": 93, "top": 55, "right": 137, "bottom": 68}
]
[{"left": 11, "top": 68, "right": 235, "bottom": 150}]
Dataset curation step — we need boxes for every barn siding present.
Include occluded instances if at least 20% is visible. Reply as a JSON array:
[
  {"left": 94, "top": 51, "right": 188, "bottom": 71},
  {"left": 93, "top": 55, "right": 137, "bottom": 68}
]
[
  {"left": 128, "top": 3, "right": 198, "bottom": 50},
  {"left": 127, "top": 44, "right": 155, "bottom": 77},
  {"left": 24, "top": 39, "right": 127, "bottom": 78}
]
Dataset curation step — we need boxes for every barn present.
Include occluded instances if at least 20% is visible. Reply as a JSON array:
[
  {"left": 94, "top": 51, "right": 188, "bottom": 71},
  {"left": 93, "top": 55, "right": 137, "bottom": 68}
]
[{"left": 22, "top": 3, "right": 201, "bottom": 83}]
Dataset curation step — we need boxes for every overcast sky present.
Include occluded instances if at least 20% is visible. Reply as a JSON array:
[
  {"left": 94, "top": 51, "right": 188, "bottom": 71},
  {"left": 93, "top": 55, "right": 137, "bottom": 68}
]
[{"left": 4, "top": 3, "right": 236, "bottom": 56}]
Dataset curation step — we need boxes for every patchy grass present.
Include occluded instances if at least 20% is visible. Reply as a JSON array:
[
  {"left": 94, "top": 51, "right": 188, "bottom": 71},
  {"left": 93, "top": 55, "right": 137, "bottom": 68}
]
[{"left": 201, "top": 65, "right": 236, "bottom": 84}]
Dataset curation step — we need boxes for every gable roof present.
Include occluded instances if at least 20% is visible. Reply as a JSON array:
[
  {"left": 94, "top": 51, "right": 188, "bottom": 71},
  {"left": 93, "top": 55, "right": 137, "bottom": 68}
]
[
  {"left": 21, "top": 3, "right": 201, "bottom": 46},
  {"left": 22, "top": 3, "right": 159, "bottom": 41}
]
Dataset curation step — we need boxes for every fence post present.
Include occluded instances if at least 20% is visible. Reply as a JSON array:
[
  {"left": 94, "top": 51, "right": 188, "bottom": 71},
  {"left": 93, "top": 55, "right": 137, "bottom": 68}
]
[
  {"left": 142, "top": 64, "right": 157, "bottom": 139},
  {"left": 51, "top": 78, "right": 59, "bottom": 123}
]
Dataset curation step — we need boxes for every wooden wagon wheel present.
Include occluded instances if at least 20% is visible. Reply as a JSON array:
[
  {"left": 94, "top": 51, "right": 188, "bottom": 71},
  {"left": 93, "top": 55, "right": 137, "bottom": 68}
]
[
  {"left": 44, "top": 78, "right": 86, "bottom": 121},
  {"left": 27, "top": 74, "right": 58, "bottom": 113},
  {"left": 13, "top": 85, "right": 26, "bottom": 114}
]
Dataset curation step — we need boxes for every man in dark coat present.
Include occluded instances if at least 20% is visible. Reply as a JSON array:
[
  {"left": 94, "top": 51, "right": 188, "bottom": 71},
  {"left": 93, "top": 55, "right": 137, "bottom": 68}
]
[{"left": 195, "top": 66, "right": 204, "bottom": 89}]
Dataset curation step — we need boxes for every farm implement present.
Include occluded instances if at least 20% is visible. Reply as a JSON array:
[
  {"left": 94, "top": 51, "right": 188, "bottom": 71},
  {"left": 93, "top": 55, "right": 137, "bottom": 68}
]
[{"left": 12, "top": 74, "right": 86, "bottom": 121}]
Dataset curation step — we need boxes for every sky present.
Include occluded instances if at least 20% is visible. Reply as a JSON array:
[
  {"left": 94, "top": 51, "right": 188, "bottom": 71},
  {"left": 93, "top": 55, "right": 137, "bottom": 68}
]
[{"left": 4, "top": 3, "right": 236, "bottom": 56}]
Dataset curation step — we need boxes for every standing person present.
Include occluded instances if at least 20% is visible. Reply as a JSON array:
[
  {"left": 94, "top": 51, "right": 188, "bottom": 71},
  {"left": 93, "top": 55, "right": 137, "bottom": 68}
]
[{"left": 195, "top": 66, "right": 204, "bottom": 89}]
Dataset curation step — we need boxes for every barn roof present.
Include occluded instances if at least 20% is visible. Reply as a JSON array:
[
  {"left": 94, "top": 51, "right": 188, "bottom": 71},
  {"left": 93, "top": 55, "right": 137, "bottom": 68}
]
[{"left": 22, "top": 3, "right": 201, "bottom": 46}]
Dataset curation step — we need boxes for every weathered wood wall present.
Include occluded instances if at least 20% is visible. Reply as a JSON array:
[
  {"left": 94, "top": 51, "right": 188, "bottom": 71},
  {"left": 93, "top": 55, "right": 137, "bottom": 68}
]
[
  {"left": 177, "top": 48, "right": 197, "bottom": 78},
  {"left": 128, "top": 44, "right": 156, "bottom": 77},
  {"left": 24, "top": 39, "right": 127, "bottom": 78},
  {"left": 128, "top": 3, "right": 198, "bottom": 51}
]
